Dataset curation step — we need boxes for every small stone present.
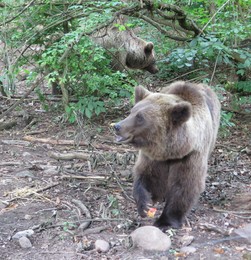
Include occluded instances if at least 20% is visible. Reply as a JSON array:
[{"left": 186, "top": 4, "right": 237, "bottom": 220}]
[
  {"left": 15, "top": 170, "right": 34, "bottom": 178},
  {"left": 19, "top": 236, "right": 32, "bottom": 248},
  {"left": 23, "top": 152, "right": 31, "bottom": 157},
  {"left": 233, "top": 223, "right": 251, "bottom": 244},
  {"left": 120, "top": 170, "right": 131, "bottom": 177},
  {"left": 12, "top": 229, "right": 34, "bottom": 240},
  {"left": 180, "top": 246, "right": 196, "bottom": 254},
  {"left": 130, "top": 226, "right": 171, "bottom": 251},
  {"left": 95, "top": 239, "right": 110, "bottom": 253},
  {"left": 24, "top": 215, "right": 32, "bottom": 220},
  {"left": 180, "top": 235, "right": 194, "bottom": 247}
]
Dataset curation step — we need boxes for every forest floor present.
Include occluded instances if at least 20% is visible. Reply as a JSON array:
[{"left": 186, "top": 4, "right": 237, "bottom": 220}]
[{"left": 0, "top": 81, "right": 251, "bottom": 260}]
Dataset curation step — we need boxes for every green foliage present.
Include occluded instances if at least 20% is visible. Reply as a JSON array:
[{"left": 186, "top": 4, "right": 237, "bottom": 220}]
[
  {"left": 221, "top": 111, "right": 235, "bottom": 128},
  {"left": 0, "top": 0, "right": 136, "bottom": 120},
  {"left": 234, "top": 81, "right": 251, "bottom": 94},
  {"left": 1, "top": 0, "right": 250, "bottom": 121},
  {"left": 107, "top": 194, "right": 120, "bottom": 217},
  {"left": 38, "top": 32, "right": 134, "bottom": 121},
  {"left": 35, "top": 88, "right": 49, "bottom": 111},
  {"left": 62, "top": 222, "right": 77, "bottom": 232},
  {"left": 162, "top": 34, "right": 251, "bottom": 76},
  {"left": 157, "top": 0, "right": 251, "bottom": 84},
  {"left": 220, "top": 111, "right": 235, "bottom": 137}
]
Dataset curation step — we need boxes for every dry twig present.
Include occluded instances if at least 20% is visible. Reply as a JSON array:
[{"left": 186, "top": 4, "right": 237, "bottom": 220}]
[
  {"left": 61, "top": 174, "right": 106, "bottom": 180},
  {"left": 49, "top": 151, "right": 90, "bottom": 161}
]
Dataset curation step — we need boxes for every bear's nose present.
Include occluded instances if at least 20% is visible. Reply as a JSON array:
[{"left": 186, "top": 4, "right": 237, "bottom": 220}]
[{"left": 114, "top": 123, "right": 121, "bottom": 132}]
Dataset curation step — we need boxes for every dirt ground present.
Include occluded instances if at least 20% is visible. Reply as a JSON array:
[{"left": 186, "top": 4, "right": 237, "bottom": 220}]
[{"left": 0, "top": 85, "right": 251, "bottom": 260}]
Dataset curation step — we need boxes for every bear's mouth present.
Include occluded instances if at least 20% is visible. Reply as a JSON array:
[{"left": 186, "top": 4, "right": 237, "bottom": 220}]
[{"left": 115, "top": 135, "right": 133, "bottom": 144}]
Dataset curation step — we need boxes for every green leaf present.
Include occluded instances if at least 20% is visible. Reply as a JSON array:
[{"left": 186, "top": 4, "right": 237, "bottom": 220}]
[{"left": 85, "top": 108, "right": 92, "bottom": 119}]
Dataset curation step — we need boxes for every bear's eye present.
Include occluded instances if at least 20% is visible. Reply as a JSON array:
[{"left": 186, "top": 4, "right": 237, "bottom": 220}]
[{"left": 136, "top": 113, "right": 144, "bottom": 124}]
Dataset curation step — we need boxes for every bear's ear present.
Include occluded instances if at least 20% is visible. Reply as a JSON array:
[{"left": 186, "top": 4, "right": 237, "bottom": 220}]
[
  {"left": 170, "top": 102, "right": 192, "bottom": 126},
  {"left": 144, "top": 42, "right": 154, "bottom": 54},
  {"left": 135, "top": 85, "right": 150, "bottom": 104}
]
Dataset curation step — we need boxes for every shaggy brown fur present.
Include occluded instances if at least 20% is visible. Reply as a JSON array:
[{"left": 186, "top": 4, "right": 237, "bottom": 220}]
[
  {"left": 92, "top": 18, "right": 158, "bottom": 74},
  {"left": 114, "top": 81, "right": 221, "bottom": 229}
]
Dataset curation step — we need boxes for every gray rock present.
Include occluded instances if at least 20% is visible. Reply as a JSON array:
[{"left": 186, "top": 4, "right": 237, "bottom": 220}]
[
  {"left": 22, "top": 152, "right": 31, "bottom": 157},
  {"left": 130, "top": 226, "right": 171, "bottom": 251},
  {"left": 180, "top": 246, "right": 196, "bottom": 254},
  {"left": 180, "top": 235, "right": 194, "bottom": 247},
  {"left": 15, "top": 170, "right": 34, "bottom": 178},
  {"left": 12, "top": 229, "right": 34, "bottom": 240},
  {"left": 95, "top": 239, "right": 110, "bottom": 252},
  {"left": 19, "top": 236, "right": 32, "bottom": 248},
  {"left": 233, "top": 223, "right": 251, "bottom": 244},
  {"left": 120, "top": 170, "right": 131, "bottom": 177},
  {"left": 24, "top": 214, "right": 33, "bottom": 220}
]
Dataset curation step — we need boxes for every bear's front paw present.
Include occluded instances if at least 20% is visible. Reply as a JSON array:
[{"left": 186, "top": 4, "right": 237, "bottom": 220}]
[
  {"left": 154, "top": 216, "right": 182, "bottom": 231},
  {"left": 137, "top": 203, "right": 148, "bottom": 218}
]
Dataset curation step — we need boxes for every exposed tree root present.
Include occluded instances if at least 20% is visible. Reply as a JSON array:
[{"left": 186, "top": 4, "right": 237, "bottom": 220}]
[{"left": 72, "top": 199, "right": 91, "bottom": 231}]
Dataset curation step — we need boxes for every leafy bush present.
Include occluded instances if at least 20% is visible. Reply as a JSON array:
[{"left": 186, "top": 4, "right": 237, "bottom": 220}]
[
  {"left": 219, "top": 111, "right": 236, "bottom": 137},
  {"left": 234, "top": 81, "right": 251, "bottom": 94},
  {"left": 162, "top": 35, "right": 251, "bottom": 74},
  {"left": 39, "top": 33, "right": 135, "bottom": 121}
]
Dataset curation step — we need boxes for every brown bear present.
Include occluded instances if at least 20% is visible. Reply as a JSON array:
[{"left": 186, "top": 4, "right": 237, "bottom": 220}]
[
  {"left": 114, "top": 81, "right": 221, "bottom": 229},
  {"left": 92, "top": 17, "right": 158, "bottom": 74}
]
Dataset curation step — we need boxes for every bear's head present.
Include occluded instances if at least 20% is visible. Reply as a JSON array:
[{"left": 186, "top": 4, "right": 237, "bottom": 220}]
[
  {"left": 125, "top": 42, "right": 159, "bottom": 74},
  {"left": 114, "top": 85, "right": 193, "bottom": 160}
]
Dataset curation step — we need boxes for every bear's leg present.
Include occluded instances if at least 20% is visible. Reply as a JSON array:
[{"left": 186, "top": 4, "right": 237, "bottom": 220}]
[
  {"left": 154, "top": 204, "right": 184, "bottom": 229},
  {"left": 154, "top": 158, "right": 207, "bottom": 230},
  {"left": 133, "top": 175, "right": 151, "bottom": 217}
]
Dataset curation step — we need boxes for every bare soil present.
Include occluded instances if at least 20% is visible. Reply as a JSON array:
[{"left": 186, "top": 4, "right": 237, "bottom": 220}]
[{"left": 0, "top": 89, "right": 250, "bottom": 260}]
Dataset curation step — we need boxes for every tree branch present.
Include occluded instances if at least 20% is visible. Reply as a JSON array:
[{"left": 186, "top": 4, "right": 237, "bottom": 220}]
[
  {"left": 118, "top": 0, "right": 202, "bottom": 40},
  {"left": 136, "top": 14, "right": 190, "bottom": 41},
  {"left": 0, "top": 0, "right": 36, "bottom": 26}
]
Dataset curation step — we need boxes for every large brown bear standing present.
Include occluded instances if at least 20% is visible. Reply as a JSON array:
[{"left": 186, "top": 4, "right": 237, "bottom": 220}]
[
  {"left": 114, "top": 81, "right": 221, "bottom": 229},
  {"left": 92, "top": 17, "right": 158, "bottom": 74}
]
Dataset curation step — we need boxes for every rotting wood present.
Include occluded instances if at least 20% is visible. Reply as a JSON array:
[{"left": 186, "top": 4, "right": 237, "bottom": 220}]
[
  {"left": 49, "top": 151, "right": 90, "bottom": 161},
  {"left": 23, "top": 135, "right": 136, "bottom": 152},
  {"left": 72, "top": 199, "right": 91, "bottom": 231}
]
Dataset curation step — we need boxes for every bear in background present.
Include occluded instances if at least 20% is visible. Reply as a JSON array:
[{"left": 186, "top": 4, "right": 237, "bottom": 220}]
[
  {"left": 114, "top": 81, "right": 221, "bottom": 230},
  {"left": 92, "top": 17, "right": 158, "bottom": 74}
]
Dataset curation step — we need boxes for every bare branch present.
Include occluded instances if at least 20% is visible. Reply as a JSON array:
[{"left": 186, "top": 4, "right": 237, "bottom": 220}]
[
  {"left": 118, "top": 0, "right": 202, "bottom": 40},
  {"left": 0, "top": 0, "right": 36, "bottom": 26},
  {"left": 136, "top": 14, "right": 190, "bottom": 41}
]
